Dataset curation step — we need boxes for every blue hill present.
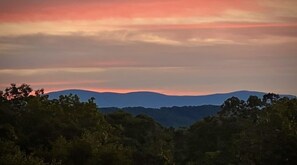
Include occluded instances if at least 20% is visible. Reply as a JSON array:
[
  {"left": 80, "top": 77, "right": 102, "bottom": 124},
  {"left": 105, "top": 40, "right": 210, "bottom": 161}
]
[{"left": 48, "top": 90, "right": 295, "bottom": 108}]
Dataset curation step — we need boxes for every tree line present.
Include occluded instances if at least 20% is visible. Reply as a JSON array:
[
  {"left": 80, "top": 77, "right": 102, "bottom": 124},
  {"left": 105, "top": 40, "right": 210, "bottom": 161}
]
[{"left": 0, "top": 84, "right": 296, "bottom": 164}]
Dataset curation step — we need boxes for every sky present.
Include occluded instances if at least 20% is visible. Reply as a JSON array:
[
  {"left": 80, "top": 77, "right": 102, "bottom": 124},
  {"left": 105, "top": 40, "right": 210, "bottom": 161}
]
[{"left": 0, "top": 0, "right": 297, "bottom": 95}]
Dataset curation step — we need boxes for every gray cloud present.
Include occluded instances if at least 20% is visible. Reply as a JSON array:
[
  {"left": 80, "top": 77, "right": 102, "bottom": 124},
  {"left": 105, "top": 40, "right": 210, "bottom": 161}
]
[
  {"left": 0, "top": 32, "right": 296, "bottom": 95},
  {"left": 1, "top": 33, "right": 296, "bottom": 68},
  {"left": 0, "top": 66, "right": 296, "bottom": 95}
]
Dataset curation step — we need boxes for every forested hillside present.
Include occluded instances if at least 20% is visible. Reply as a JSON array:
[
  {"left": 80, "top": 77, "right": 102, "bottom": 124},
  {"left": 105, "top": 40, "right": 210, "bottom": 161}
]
[
  {"left": 1, "top": 84, "right": 296, "bottom": 164},
  {"left": 100, "top": 106, "right": 220, "bottom": 127}
]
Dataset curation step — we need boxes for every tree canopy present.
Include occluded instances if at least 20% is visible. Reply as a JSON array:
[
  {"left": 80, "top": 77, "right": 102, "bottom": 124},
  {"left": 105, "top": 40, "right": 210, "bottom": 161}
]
[{"left": 0, "top": 83, "right": 296, "bottom": 164}]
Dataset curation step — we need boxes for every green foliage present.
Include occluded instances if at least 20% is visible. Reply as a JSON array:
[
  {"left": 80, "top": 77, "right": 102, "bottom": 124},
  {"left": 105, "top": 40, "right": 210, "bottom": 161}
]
[
  {"left": 101, "top": 105, "right": 220, "bottom": 127},
  {"left": 105, "top": 111, "right": 174, "bottom": 164},
  {"left": 1, "top": 84, "right": 296, "bottom": 164},
  {"left": 175, "top": 95, "right": 297, "bottom": 164},
  {"left": 0, "top": 84, "right": 119, "bottom": 164},
  {"left": 0, "top": 140, "right": 48, "bottom": 165}
]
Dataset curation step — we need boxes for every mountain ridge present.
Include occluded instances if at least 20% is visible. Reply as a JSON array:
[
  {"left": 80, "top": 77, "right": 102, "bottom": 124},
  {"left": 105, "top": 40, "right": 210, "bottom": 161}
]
[{"left": 48, "top": 89, "right": 295, "bottom": 108}]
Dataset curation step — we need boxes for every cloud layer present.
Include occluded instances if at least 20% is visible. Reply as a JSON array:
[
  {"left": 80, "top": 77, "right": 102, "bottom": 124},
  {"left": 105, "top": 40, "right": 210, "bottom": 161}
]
[{"left": 0, "top": 0, "right": 297, "bottom": 95}]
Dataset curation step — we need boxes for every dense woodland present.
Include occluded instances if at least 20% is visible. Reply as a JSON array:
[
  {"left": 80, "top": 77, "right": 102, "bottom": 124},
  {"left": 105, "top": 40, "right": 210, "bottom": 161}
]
[
  {"left": 0, "top": 84, "right": 296, "bottom": 165},
  {"left": 100, "top": 106, "right": 220, "bottom": 128}
]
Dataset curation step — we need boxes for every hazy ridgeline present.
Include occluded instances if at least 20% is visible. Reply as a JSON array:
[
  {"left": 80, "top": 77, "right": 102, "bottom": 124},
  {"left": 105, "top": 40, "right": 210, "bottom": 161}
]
[{"left": 0, "top": 84, "right": 296, "bottom": 164}]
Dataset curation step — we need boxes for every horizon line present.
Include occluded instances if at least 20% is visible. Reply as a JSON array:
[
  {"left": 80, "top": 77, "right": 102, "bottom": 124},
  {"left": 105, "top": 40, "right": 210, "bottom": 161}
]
[{"left": 45, "top": 88, "right": 291, "bottom": 97}]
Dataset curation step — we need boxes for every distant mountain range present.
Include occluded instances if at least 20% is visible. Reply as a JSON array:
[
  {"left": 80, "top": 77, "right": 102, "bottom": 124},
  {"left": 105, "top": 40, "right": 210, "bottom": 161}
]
[{"left": 48, "top": 90, "right": 295, "bottom": 108}]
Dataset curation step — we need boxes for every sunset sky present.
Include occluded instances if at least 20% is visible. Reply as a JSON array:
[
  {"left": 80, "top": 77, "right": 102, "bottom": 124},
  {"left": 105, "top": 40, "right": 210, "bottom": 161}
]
[{"left": 0, "top": 0, "right": 297, "bottom": 95}]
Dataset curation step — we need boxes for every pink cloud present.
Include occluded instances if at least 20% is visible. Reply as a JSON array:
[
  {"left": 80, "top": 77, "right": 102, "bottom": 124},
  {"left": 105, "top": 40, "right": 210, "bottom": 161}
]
[{"left": 0, "top": 0, "right": 259, "bottom": 22}]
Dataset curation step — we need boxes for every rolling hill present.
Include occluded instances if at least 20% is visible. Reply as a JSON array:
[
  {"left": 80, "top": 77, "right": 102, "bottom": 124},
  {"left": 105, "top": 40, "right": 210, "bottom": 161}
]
[{"left": 48, "top": 90, "right": 295, "bottom": 108}]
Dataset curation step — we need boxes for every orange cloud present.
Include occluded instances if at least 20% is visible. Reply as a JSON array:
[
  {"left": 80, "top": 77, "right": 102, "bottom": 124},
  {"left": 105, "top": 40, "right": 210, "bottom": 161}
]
[{"left": 128, "top": 22, "right": 297, "bottom": 30}]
